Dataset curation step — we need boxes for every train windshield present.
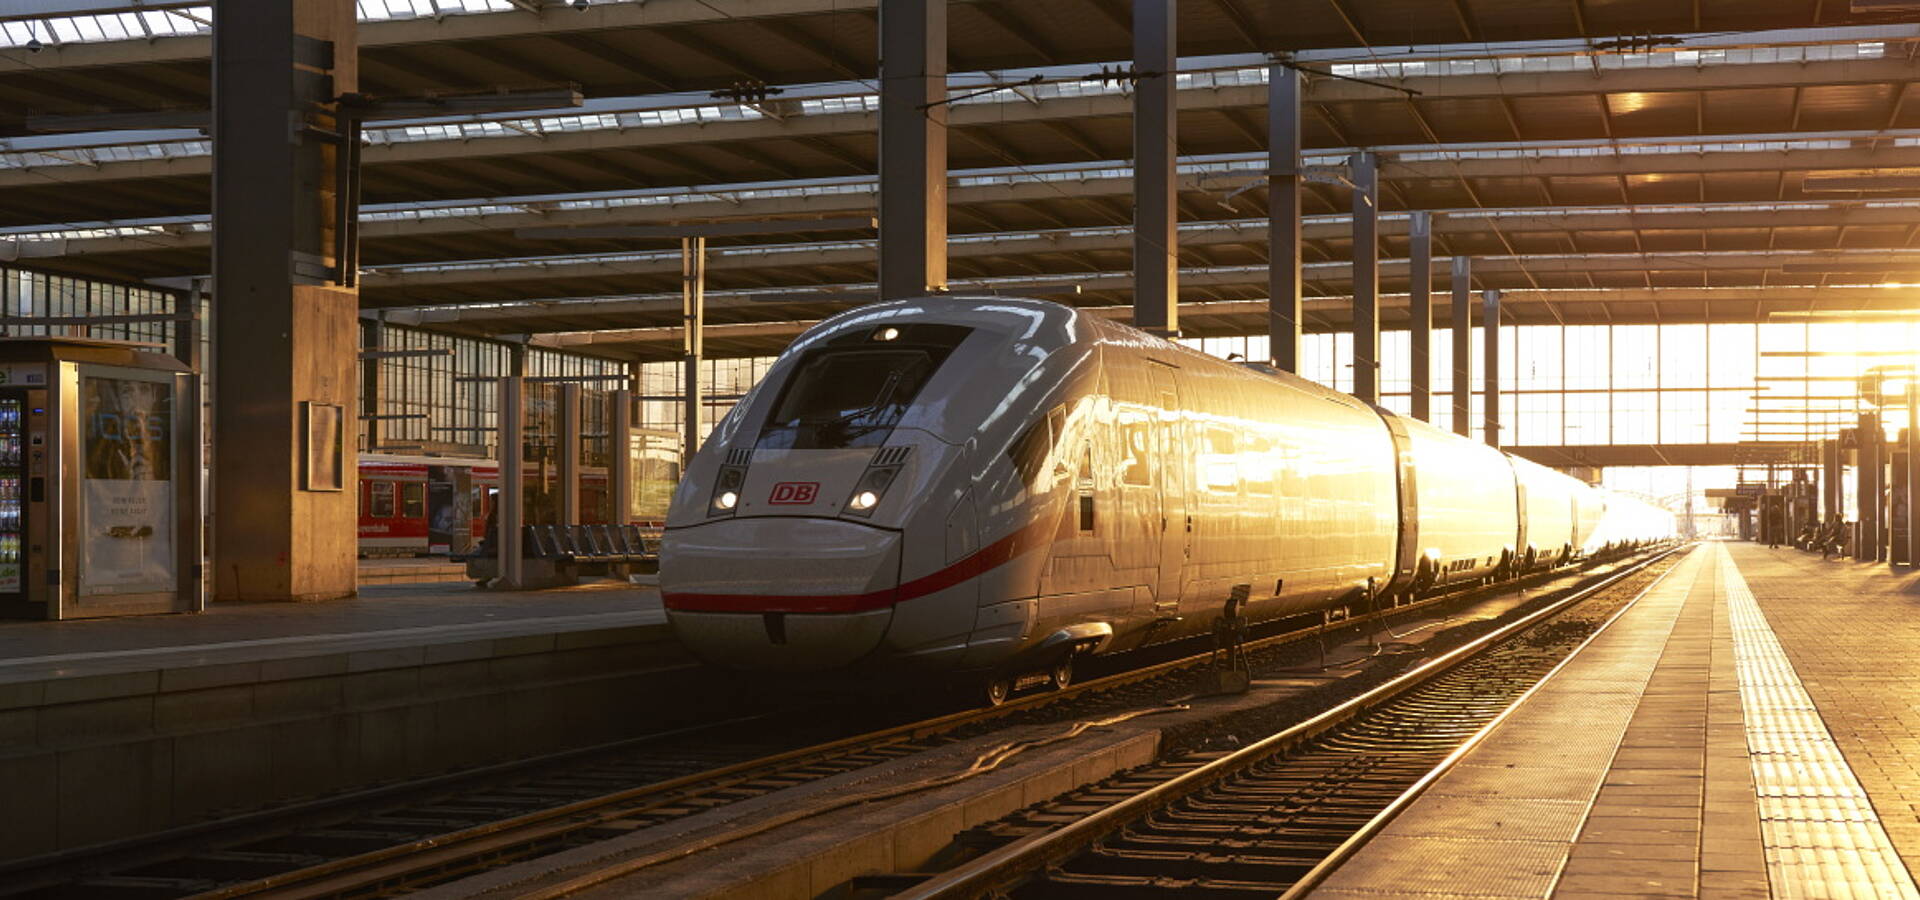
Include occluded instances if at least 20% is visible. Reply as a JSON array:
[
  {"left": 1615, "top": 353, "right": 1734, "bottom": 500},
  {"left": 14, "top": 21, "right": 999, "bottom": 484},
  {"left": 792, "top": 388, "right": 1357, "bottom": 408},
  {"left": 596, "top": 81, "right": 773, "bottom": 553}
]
[{"left": 757, "top": 324, "right": 970, "bottom": 450}]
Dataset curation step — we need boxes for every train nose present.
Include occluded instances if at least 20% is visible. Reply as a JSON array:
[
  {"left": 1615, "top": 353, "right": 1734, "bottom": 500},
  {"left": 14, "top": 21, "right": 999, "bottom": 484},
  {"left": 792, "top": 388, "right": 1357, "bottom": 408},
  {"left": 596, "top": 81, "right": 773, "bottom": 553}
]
[{"left": 659, "top": 517, "right": 901, "bottom": 671}]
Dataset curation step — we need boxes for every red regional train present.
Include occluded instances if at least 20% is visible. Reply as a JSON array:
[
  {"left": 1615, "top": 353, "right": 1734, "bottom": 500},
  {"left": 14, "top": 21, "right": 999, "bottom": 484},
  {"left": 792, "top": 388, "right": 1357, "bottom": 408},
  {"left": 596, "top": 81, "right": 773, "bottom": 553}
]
[{"left": 356, "top": 454, "right": 626, "bottom": 557}]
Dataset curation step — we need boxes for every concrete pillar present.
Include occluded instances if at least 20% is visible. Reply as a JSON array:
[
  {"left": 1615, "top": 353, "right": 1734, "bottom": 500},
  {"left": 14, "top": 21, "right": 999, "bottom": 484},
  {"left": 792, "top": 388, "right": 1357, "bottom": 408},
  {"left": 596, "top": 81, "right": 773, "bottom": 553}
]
[
  {"left": 682, "top": 237, "right": 705, "bottom": 461},
  {"left": 1133, "top": 0, "right": 1178, "bottom": 335},
  {"left": 360, "top": 316, "right": 383, "bottom": 452},
  {"left": 877, "top": 0, "right": 947, "bottom": 300},
  {"left": 497, "top": 377, "right": 524, "bottom": 588},
  {"left": 612, "top": 388, "right": 633, "bottom": 526},
  {"left": 559, "top": 383, "right": 581, "bottom": 525},
  {"left": 1450, "top": 256, "right": 1471, "bottom": 437},
  {"left": 211, "top": 0, "right": 359, "bottom": 602},
  {"left": 1408, "top": 212, "right": 1432, "bottom": 421},
  {"left": 1350, "top": 151, "right": 1379, "bottom": 404},
  {"left": 1267, "top": 64, "right": 1302, "bottom": 372},
  {"left": 1483, "top": 289, "right": 1501, "bottom": 448}
]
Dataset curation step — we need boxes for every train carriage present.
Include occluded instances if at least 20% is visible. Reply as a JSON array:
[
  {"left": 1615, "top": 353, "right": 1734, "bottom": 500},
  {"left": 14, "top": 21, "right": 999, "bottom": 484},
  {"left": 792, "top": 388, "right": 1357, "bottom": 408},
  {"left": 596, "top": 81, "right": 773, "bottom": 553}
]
[{"left": 660, "top": 298, "right": 1676, "bottom": 695}]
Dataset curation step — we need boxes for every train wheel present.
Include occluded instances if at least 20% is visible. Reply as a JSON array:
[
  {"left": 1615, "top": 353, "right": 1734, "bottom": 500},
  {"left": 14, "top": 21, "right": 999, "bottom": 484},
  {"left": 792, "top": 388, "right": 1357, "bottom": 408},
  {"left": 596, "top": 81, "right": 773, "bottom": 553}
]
[
  {"left": 1049, "top": 656, "right": 1075, "bottom": 690},
  {"left": 984, "top": 677, "right": 1013, "bottom": 707}
]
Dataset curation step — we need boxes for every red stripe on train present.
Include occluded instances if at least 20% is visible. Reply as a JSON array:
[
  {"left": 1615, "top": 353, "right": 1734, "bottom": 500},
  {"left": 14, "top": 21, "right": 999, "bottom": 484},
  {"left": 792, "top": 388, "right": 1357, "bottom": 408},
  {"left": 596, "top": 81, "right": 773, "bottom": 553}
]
[{"left": 661, "top": 517, "right": 1056, "bottom": 614}]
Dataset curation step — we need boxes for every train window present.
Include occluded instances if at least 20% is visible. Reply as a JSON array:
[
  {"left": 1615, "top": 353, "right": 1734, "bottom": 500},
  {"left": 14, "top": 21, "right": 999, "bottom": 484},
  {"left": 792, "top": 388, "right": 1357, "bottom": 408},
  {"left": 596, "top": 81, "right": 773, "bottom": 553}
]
[
  {"left": 402, "top": 483, "right": 425, "bottom": 519},
  {"left": 1007, "top": 403, "right": 1072, "bottom": 489},
  {"left": 1119, "top": 421, "right": 1151, "bottom": 486},
  {"left": 1077, "top": 441, "right": 1094, "bottom": 532},
  {"left": 1203, "top": 427, "right": 1238, "bottom": 491},
  {"left": 757, "top": 326, "right": 971, "bottom": 450},
  {"left": 370, "top": 482, "right": 395, "bottom": 518},
  {"left": 1244, "top": 435, "right": 1275, "bottom": 495},
  {"left": 1008, "top": 414, "right": 1052, "bottom": 487}
]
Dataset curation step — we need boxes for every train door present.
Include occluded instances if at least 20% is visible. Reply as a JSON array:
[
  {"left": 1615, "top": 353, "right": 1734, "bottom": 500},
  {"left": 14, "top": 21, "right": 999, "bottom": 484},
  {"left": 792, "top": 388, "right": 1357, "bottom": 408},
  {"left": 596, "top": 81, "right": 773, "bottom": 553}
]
[{"left": 1147, "top": 363, "right": 1186, "bottom": 614}]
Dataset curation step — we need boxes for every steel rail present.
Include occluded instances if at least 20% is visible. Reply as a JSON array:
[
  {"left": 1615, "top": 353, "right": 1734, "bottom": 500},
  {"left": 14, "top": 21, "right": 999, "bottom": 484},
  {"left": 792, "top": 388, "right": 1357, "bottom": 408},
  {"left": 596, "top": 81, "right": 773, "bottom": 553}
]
[
  {"left": 201, "top": 553, "right": 1652, "bottom": 899},
  {"left": 5, "top": 551, "right": 1647, "bottom": 900},
  {"left": 1272, "top": 544, "right": 1687, "bottom": 899},
  {"left": 891, "top": 544, "right": 1685, "bottom": 900}
]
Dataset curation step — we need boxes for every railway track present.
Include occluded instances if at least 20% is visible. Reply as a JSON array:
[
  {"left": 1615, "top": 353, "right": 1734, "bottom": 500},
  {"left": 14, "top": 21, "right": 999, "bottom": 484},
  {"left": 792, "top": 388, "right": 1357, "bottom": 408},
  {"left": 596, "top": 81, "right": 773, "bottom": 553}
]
[
  {"left": 886, "top": 544, "right": 1683, "bottom": 899},
  {"left": 0, "top": 551, "right": 1664, "bottom": 900}
]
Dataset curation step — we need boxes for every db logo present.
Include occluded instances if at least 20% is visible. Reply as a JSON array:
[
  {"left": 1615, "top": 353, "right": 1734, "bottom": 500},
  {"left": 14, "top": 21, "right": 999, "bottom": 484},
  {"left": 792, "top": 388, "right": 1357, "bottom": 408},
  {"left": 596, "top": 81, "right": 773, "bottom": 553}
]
[{"left": 768, "top": 482, "right": 820, "bottom": 505}]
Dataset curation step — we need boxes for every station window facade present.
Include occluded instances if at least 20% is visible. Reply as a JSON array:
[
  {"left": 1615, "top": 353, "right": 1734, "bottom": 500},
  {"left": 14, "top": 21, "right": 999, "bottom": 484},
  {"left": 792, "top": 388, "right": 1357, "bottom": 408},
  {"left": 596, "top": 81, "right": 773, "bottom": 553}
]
[{"left": 1191, "top": 319, "right": 1920, "bottom": 449}]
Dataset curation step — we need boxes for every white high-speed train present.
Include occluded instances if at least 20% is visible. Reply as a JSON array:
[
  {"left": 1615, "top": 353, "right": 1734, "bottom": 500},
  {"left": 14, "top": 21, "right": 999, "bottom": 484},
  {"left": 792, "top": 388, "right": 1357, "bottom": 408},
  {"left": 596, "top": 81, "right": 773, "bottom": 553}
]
[{"left": 660, "top": 298, "right": 1674, "bottom": 699}]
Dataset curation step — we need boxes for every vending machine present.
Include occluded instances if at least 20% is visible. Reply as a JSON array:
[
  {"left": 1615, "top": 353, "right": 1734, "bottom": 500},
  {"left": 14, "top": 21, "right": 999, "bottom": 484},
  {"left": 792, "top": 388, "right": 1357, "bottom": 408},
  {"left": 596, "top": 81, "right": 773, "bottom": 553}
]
[
  {"left": 0, "top": 338, "right": 200, "bottom": 620},
  {"left": 0, "top": 393, "right": 25, "bottom": 599}
]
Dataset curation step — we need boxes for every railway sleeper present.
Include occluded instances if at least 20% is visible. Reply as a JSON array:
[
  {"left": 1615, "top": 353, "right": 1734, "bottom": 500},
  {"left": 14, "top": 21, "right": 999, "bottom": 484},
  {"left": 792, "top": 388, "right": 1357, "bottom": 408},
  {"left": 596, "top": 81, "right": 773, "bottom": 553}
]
[
  {"left": 246, "top": 832, "right": 414, "bottom": 858},
  {"left": 74, "top": 875, "right": 223, "bottom": 896},
  {"left": 1182, "top": 786, "right": 1409, "bottom": 807},
  {"left": 1068, "top": 846, "right": 1321, "bottom": 882},
  {"left": 127, "top": 850, "right": 328, "bottom": 883},
  {"left": 1128, "top": 810, "right": 1383, "bottom": 835},
  {"left": 1023, "top": 871, "right": 1294, "bottom": 898},
  {"left": 1102, "top": 834, "right": 1343, "bottom": 857}
]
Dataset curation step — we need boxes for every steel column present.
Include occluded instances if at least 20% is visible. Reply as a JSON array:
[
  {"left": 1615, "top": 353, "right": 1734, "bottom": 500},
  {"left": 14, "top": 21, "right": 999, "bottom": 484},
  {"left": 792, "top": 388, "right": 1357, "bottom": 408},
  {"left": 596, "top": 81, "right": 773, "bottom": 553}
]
[
  {"left": 877, "top": 0, "right": 947, "bottom": 300},
  {"left": 1822, "top": 437, "right": 1843, "bottom": 523},
  {"left": 1267, "top": 64, "right": 1302, "bottom": 372},
  {"left": 211, "top": 0, "right": 359, "bottom": 602},
  {"left": 560, "top": 383, "right": 581, "bottom": 525},
  {"left": 1450, "top": 256, "right": 1471, "bottom": 436},
  {"left": 682, "top": 236, "right": 706, "bottom": 461},
  {"left": 1859, "top": 412, "right": 1880, "bottom": 561},
  {"left": 1483, "top": 289, "right": 1501, "bottom": 447},
  {"left": 1133, "top": 0, "right": 1178, "bottom": 334},
  {"left": 360, "top": 315, "right": 383, "bottom": 452},
  {"left": 174, "top": 278, "right": 203, "bottom": 370},
  {"left": 1408, "top": 211, "right": 1432, "bottom": 421},
  {"left": 1906, "top": 393, "right": 1918, "bottom": 565},
  {"left": 612, "top": 389, "right": 634, "bottom": 527},
  {"left": 1349, "top": 151, "right": 1378, "bottom": 403},
  {"left": 176, "top": 278, "right": 207, "bottom": 613},
  {"left": 498, "top": 376, "right": 524, "bottom": 589}
]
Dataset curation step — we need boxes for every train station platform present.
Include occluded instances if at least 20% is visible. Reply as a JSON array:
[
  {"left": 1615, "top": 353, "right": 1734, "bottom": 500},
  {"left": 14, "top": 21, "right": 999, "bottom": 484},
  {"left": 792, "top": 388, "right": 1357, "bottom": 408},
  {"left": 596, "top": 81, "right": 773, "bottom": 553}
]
[
  {"left": 1317, "top": 541, "right": 1920, "bottom": 899},
  {"left": 0, "top": 582, "right": 700, "bottom": 861}
]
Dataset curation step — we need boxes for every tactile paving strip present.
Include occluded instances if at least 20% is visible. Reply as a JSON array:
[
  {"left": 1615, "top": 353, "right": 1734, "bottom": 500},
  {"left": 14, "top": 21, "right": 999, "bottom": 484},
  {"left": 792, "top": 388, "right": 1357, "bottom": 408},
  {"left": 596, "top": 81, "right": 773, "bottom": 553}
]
[{"left": 1720, "top": 544, "right": 1920, "bottom": 899}]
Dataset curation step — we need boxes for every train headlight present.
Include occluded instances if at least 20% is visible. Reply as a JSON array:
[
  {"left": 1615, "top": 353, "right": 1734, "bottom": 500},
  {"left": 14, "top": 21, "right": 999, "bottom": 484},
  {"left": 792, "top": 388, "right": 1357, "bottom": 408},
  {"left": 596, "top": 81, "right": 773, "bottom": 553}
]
[
  {"left": 709, "top": 464, "right": 748, "bottom": 516},
  {"left": 842, "top": 465, "right": 900, "bottom": 518}
]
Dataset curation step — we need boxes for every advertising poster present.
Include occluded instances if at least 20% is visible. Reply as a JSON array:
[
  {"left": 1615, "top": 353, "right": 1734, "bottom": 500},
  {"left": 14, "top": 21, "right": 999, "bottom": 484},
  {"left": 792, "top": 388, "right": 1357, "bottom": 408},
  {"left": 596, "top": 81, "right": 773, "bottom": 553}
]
[{"left": 81, "top": 376, "right": 174, "bottom": 596}]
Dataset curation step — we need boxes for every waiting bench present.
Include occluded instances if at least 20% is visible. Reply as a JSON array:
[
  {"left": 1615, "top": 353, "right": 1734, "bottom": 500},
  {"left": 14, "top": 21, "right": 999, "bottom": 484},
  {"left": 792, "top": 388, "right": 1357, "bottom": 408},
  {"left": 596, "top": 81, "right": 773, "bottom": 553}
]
[
  {"left": 464, "top": 523, "right": 661, "bottom": 588},
  {"left": 524, "top": 524, "right": 657, "bottom": 564}
]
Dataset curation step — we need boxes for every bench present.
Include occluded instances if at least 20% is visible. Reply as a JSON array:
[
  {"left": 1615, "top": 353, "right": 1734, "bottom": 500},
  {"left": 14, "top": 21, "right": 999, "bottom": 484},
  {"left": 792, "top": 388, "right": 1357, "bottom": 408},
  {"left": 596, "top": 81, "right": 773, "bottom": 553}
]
[
  {"left": 464, "top": 523, "right": 661, "bottom": 587},
  {"left": 525, "top": 524, "right": 656, "bottom": 564}
]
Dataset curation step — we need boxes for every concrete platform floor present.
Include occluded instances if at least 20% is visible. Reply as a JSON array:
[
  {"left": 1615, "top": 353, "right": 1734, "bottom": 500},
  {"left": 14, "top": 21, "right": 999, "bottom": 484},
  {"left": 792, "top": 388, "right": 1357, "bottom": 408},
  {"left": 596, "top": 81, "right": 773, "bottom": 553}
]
[
  {"left": 0, "top": 580, "right": 662, "bottom": 684},
  {"left": 1320, "top": 541, "right": 1920, "bottom": 899}
]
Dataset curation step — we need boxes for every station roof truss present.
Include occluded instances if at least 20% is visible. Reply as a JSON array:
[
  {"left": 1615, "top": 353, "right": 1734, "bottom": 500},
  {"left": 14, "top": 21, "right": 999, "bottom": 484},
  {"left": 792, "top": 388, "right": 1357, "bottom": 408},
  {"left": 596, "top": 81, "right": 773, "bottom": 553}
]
[{"left": 5, "top": 0, "right": 1920, "bottom": 363}]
